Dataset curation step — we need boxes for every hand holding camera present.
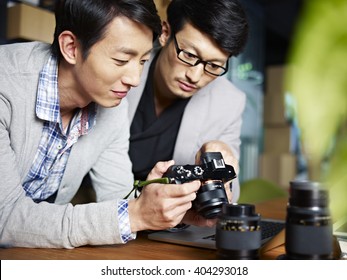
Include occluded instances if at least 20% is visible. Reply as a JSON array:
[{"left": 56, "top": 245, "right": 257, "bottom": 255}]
[
  {"left": 127, "top": 152, "right": 237, "bottom": 232},
  {"left": 163, "top": 152, "right": 236, "bottom": 219},
  {"left": 128, "top": 160, "right": 201, "bottom": 232},
  {"left": 196, "top": 140, "right": 239, "bottom": 202}
]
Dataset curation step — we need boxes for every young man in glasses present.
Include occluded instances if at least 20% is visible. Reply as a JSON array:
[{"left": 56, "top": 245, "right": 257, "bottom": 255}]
[{"left": 128, "top": 0, "right": 249, "bottom": 202}]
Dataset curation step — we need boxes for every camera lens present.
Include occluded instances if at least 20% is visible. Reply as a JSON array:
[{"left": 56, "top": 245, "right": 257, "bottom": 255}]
[
  {"left": 216, "top": 203, "right": 261, "bottom": 260},
  {"left": 194, "top": 180, "right": 228, "bottom": 219},
  {"left": 194, "top": 152, "right": 231, "bottom": 218},
  {"left": 285, "top": 181, "right": 333, "bottom": 260}
]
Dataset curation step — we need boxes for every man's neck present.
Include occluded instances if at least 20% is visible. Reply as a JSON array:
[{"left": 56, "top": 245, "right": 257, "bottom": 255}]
[
  {"left": 153, "top": 60, "right": 178, "bottom": 117},
  {"left": 58, "top": 61, "right": 90, "bottom": 127},
  {"left": 153, "top": 83, "right": 178, "bottom": 117}
]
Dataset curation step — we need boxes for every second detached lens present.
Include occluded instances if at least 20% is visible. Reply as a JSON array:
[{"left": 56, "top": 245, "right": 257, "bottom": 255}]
[
  {"left": 216, "top": 203, "right": 261, "bottom": 260},
  {"left": 285, "top": 181, "right": 334, "bottom": 259}
]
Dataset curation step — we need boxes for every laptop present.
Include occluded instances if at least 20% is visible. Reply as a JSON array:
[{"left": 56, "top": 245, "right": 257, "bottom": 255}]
[{"left": 148, "top": 218, "right": 285, "bottom": 250}]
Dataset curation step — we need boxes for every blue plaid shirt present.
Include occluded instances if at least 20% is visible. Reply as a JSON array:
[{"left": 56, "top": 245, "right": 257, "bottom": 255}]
[{"left": 23, "top": 55, "right": 134, "bottom": 243}]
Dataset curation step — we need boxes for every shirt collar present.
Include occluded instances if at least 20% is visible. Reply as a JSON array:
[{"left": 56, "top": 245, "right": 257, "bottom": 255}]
[
  {"left": 35, "top": 55, "right": 98, "bottom": 132},
  {"left": 36, "top": 54, "right": 60, "bottom": 123}
]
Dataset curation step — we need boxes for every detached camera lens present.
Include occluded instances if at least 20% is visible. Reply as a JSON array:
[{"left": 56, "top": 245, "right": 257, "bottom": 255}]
[
  {"left": 285, "top": 181, "right": 333, "bottom": 260},
  {"left": 216, "top": 203, "right": 261, "bottom": 260}
]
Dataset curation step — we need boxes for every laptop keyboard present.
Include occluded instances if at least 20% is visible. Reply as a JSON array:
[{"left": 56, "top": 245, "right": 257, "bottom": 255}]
[
  {"left": 203, "top": 220, "right": 285, "bottom": 241},
  {"left": 261, "top": 220, "right": 285, "bottom": 239}
]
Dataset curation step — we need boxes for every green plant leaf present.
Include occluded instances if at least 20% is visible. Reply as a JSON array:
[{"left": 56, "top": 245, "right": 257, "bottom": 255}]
[
  {"left": 285, "top": 0, "right": 347, "bottom": 221},
  {"left": 286, "top": 0, "right": 347, "bottom": 165}
]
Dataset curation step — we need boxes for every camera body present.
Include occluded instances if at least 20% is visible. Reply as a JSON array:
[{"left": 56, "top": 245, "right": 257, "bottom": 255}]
[{"left": 163, "top": 152, "right": 236, "bottom": 218}]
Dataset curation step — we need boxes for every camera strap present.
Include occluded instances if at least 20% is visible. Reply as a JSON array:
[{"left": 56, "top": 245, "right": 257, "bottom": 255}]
[{"left": 123, "top": 177, "right": 171, "bottom": 199}]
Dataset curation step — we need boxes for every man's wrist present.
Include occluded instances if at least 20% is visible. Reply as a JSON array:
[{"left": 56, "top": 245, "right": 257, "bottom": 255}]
[{"left": 117, "top": 200, "right": 136, "bottom": 242}]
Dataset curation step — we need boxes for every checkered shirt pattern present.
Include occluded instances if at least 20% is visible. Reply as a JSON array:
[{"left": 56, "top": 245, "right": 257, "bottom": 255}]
[
  {"left": 23, "top": 55, "right": 96, "bottom": 202},
  {"left": 118, "top": 200, "right": 136, "bottom": 242}
]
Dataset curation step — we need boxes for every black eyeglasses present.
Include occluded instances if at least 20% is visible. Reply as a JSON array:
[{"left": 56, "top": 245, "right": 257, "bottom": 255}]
[{"left": 173, "top": 34, "right": 229, "bottom": 76}]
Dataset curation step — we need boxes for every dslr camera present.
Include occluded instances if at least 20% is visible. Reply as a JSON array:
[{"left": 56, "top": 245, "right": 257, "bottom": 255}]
[{"left": 163, "top": 152, "right": 236, "bottom": 219}]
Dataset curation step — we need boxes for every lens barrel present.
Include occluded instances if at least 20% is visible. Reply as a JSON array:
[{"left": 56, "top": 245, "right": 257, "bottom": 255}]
[
  {"left": 194, "top": 152, "right": 231, "bottom": 218},
  {"left": 216, "top": 203, "right": 261, "bottom": 260},
  {"left": 285, "top": 181, "right": 333, "bottom": 260},
  {"left": 194, "top": 180, "right": 229, "bottom": 219}
]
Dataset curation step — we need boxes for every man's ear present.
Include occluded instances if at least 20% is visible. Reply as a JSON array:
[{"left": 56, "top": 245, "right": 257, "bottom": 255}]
[
  {"left": 58, "top": 31, "right": 79, "bottom": 65},
  {"left": 158, "top": 20, "right": 171, "bottom": 47}
]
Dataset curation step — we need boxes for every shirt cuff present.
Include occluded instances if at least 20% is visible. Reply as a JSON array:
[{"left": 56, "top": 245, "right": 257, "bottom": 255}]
[{"left": 117, "top": 199, "right": 137, "bottom": 243}]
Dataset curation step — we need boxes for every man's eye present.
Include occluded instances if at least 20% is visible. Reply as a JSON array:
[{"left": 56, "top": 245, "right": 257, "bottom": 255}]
[
  {"left": 209, "top": 63, "right": 220, "bottom": 69},
  {"left": 113, "top": 59, "right": 128, "bottom": 66},
  {"left": 183, "top": 51, "right": 198, "bottom": 60},
  {"left": 140, "top": 59, "right": 149, "bottom": 65},
  {"left": 207, "top": 61, "right": 224, "bottom": 69}
]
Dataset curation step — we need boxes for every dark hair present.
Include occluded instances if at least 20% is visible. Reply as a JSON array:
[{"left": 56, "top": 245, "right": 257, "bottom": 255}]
[
  {"left": 167, "top": 0, "right": 249, "bottom": 56},
  {"left": 51, "top": 0, "right": 161, "bottom": 60}
]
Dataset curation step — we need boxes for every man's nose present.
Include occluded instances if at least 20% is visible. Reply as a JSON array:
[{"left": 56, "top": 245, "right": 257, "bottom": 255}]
[
  {"left": 186, "top": 63, "right": 205, "bottom": 83},
  {"left": 121, "top": 64, "right": 143, "bottom": 87}
]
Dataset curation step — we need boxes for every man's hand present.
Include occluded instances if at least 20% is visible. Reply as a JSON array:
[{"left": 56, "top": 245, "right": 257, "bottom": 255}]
[
  {"left": 128, "top": 160, "right": 201, "bottom": 232},
  {"left": 181, "top": 209, "right": 217, "bottom": 227},
  {"left": 195, "top": 140, "right": 239, "bottom": 173}
]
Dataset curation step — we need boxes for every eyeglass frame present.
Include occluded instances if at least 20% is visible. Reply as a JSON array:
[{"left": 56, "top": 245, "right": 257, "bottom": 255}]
[{"left": 172, "top": 34, "right": 229, "bottom": 77}]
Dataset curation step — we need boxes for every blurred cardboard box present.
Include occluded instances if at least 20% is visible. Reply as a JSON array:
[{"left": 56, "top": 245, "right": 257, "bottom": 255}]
[
  {"left": 7, "top": 3, "right": 54, "bottom": 43},
  {"left": 266, "top": 65, "right": 286, "bottom": 96},
  {"left": 264, "top": 124, "right": 292, "bottom": 154},
  {"left": 154, "top": 0, "right": 170, "bottom": 20},
  {"left": 259, "top": 153, "right": 296, "bottom": 189},
  {"left": 264, "top": 90, "right": 287, "bottom": 125},
  {"left": 264, "top": 65, "right": 288, "bottom": 125}
]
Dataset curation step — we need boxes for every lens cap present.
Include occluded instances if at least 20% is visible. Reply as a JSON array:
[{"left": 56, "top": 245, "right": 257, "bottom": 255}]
[
  {"left": 289, "top": 181, "right": 329, "bottom": 208},
  {"left": 221, "top": 203, "right": 258, "bottom": 217}
]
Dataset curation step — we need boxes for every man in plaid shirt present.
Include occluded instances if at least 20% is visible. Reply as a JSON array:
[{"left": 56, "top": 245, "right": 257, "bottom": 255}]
[{"left": 0, "top": 0, "right": 202, "bottom": 248}]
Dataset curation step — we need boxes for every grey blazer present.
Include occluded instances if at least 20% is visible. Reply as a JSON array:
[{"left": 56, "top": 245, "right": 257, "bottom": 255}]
[
  {"left": 0, "top": 42, "right": 134, "bottom": 248},
  {"left": 127, "top": 50, "right": 246, "bottom": 201}
]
